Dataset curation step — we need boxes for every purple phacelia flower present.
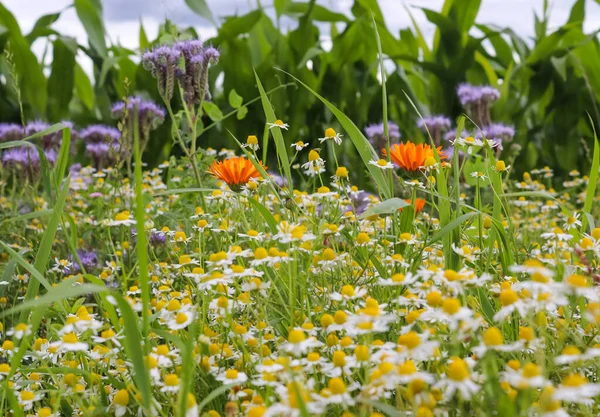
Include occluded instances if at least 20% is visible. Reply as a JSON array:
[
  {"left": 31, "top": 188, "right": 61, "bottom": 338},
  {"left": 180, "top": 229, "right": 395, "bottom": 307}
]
[
  {"left": 142, "top": 39, "right": 219, "bottom": 108},
  {"left": 364, "top": 121, "right": 401, "bottom": 152},
  {"left": 142, "top": 46, "right": 181, "bottom": 101},
  {"left": 149, "top": 231, "right": 167, "bottom": 246},
  {"left": 0, "top": 123, "right": 24, "bottom": 143},
  {"left": 476, "top": 123, "right": 515, "bottom": 143},
  {"left": 417, "top": 116, "right": 452, "bottom": 146},
  {"left": 67, "top": 249, "right": 99, "bottom": 274},
  {"left": 456, "top": 84, "right": 500, "bottom": 126},
  {"left": 112, "top": 97, "right": 165, "bottom": 154},
  {"left": 80, "top": 125, "right": 121, "bottom": 143},
  {"left": 80, "top": 125, "right": 122, "bottom": 168}
]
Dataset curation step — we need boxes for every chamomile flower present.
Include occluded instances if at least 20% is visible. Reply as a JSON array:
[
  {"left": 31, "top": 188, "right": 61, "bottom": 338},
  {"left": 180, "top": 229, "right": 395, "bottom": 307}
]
[
  {"left": 267, "top": 119, "right": 289, "bottom": 130},
  {"left": 318, "top": 128, "right": 343, "bottom": 145}
]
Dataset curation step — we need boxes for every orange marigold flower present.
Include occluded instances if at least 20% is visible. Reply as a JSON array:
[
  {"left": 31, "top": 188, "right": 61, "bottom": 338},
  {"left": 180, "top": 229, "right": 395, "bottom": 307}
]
[
  {"left": 207, "top": 157, "right": 263, "bottom": 190},
  {"left": 400, "top": 198, "right": 426, "bottom": 214},
  {"left": 384, "top": 141, "right": 446, "bottom": 171}
]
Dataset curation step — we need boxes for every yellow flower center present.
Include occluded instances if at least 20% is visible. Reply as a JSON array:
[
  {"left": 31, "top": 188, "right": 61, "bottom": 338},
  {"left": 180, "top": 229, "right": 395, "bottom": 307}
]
[
  {"left": 20, "top": 391, "right": 35, "bottom": 401},
  {"left": 562, "top": 374, "right": 587, "bottom": 387},
  {"left": 115, "top": 211, "right": 130, "bottom": 221},
  {"left": 447, "top": 358, "right": 469, "bottom": 381},
  {"left": 442, "top": 298, "right": 461, "bottom": 315},
  {"left": 62, "top": 333, "right": 78, "bottom": 344},
  {"left": 329, "top": 377, "right": 346, "bottom": 394},
  {"left": 225, "top": 369, "right": 239, "bottom": 379},
  {"left": 288, "top": 330, "right": 306, "bottom": 344},
  {"left": 164, "top": 374, "right": 179, "bottom": 386},
  {"left": 308, "top": 150, "right": 320, "bottom": 162},
  {"left": 398, "top": 332, "right": 421, "bottom": 349},
  {"left": 483, "top": 327, "right": 504, "bottom": 346},
  {"left": 113, "top": 389, "right": 129, "bottom": 406},
  {"left": 522, "top": 363, "right": 540, "bottom": 378}
]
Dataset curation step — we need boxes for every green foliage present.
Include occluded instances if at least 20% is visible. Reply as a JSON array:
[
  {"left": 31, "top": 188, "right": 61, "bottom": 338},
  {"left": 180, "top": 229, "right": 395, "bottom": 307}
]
[{"left": 0, "top": 0, "right": 599, "bottom": 178}]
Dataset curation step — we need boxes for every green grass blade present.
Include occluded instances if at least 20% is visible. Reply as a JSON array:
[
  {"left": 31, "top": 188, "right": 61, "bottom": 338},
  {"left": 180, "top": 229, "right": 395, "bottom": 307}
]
[
  {"left": 0, "top": 281, "right": 106, "bottom": 319},
  {"left": 154, "top": 188, "right": 213, "bottom": 196},
  {"left": 254, "top": 70, "right": 293, "bottom": 191},
  {"left": 583, "top": 114, "right": 599, "bottom": 232},
  {"left": 113, "top": 294, "right": 152, "bottom": 410},
  {"left": 0, "top": 209, "right": 53, "bottom": 224},
  {"left": 429, "top": 212, "right": 478, "bottom": 245},
  {"left": 18, "top": 174, "right": 70, "bottom": 322},
  {"left": 197, "top": 384, "right": 235, "bottom": 414},
  {"left": 278, "top": 69, "right": 392, "bottom": 200},
  {"left": 133, "top": 106, "right": 151, "bottom": 343},
  {"left": 54, "top": 126, "right": 71, "bottom": 188},
  {"left": 0, "top": 242, "right": 52, "bottom": 291},
  {"left": 247, "top": 197, "right": 279, "bottom": 234}
]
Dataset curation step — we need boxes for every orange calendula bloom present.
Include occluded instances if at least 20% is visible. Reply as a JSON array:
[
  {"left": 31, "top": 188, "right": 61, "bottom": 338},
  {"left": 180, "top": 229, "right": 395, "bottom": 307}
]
[
  {"left": 207, "top": 157, "right": 264, "bottom": 189},
  {"left": 405, "top": 198, "right": 426, "bottom": 214},
  {"left": 399, "top": 198, "right": 426, "bottom": 214},
  {"left": 384, "top": 141, "right": 446, "bottom": 171}
]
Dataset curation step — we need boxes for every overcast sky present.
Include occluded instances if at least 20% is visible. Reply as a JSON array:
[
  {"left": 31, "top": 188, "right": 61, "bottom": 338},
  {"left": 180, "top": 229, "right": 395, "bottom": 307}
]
[{"left": 5, "top": 0, "right": 600, "bottom": 76}]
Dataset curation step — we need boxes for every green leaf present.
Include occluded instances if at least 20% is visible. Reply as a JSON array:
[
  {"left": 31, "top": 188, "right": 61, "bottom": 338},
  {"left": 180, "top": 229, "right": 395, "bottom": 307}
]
[
  {"left": 284, "top": 2, "right": 350, "bottom": 22},
  {"left": 202, "top": 101, "right": 224, "bottom": 121},
  {"left": 247, "top": 197, "right": 279, "bottom": 234},
  {"left": 184, "top": 0, "right": 216, "bottom": 25},
  {"left": 74, "top": 0, "right": 107, "bottom": 56},
  {"left": 358, "top": 198, "right": 409, "bottom": 219},
  {"left": 237, "top": 106, "right": 248, "bottom": 120},
  {"left": 279, "top": 70, "right": 392, "bottom": 200},
  {"left": 25, "top": 11, "right": 60, "bottom": 43},
  {"left": 218, "top": 10, "right": 262, "bottom": 39},
  {"left": 139, "top": 18, "right": 149, "bottom": 50},
  {"left": 47, "top": 37, "right": 76, "bottom": 120},
  {"left": 0, "top": 3, "right": 47, "bottom": 114},
  {"left": 74, "top": 63, "right": 95, "bottom": 110},
  {"left": 274, "top": 0, "right": 289, "bottom": 17},
  {"left": 254, "top": 71, "right": 294, "bottom": 191},
  {"left": 228, "top": 89, "right": 243, "bottom": 108}
]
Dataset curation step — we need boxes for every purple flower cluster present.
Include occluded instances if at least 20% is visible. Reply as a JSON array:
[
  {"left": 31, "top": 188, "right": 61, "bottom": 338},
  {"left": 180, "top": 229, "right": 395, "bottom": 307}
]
[
  {"left": 80, "top": 125, "right": 122, "bottom": 168},
  {"left": 1, "top": 145, "right": 58, "bottom": 178},
  {"left": 0, "top": 123, "right": 24, "bottom": 143},
  {"left": 457, "top": 84, "right": 500, "bottom": 106},
  {"left": 475, "top": 123, "right": 515, "bottom": 142},
  {"left": 111, "top": 97, "right": 165, "bottom": 153},
  {"left": 111, "top": 97, "right": 165, "bottom": 131},
  {"left": 417, "top": 116, "right": 452, "bottom": 132},
  {"left": 142, "top": 39, "right": 219, "bottom": 107},
  {"left": 456, "top": 84, "right": 500, "bottom": 127},
  {"left": 67, "top": 249, "right": 99, "bottom": 274},
  {"left": 26, "top": 120, "right": 75, "bottom": 150},
  {"left": 142, "top": 46, "right": 181, "bottom": 101},
  {"left": 417, "top": 116, "right": 452, "bottom": 146},
  {"left": 364, "top": 121, "right": 401, "bottom": 151}
]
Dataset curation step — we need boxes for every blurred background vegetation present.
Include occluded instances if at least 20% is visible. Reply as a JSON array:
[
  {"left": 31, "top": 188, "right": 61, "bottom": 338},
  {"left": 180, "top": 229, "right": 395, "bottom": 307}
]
[{"left": 1, "top": 0, "right": 599, "bottom": 183}]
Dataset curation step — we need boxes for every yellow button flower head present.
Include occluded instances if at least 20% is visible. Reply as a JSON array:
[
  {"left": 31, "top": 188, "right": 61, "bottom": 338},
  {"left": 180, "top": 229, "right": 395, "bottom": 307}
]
[{"left": 319, "top": 127, "right": 343, "bottom": 145}]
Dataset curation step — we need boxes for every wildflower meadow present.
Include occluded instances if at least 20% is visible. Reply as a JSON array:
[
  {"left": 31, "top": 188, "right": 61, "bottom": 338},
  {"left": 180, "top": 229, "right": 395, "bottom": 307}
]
[{"left": 1, "top": 0, "right": 600, "bottom": 416}]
